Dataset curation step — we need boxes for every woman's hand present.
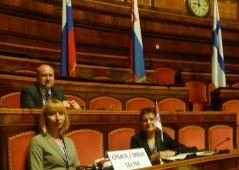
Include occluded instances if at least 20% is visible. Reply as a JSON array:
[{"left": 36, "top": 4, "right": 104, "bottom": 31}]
[
  {"left": 151, "top": 150, "right": 176, "bottom": 161},
  {"left": 159, "top": 150, "right": 176, "bottom": 159}
]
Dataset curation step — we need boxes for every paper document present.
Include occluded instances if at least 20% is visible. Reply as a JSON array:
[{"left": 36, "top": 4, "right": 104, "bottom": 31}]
[
  {"left": 196, "top": 151, "right": 215, "bottom": 156},
  {"left": 163, "top": 151, "right": 215, "bottom": 161},
  {"left": 163, "top": 153, "right": 188, "bottom": 161}
]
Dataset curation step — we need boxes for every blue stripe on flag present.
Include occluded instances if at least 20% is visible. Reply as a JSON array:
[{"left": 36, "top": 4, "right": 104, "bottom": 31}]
[
  {"left": 67, "top": 5, "right": 73, "bottom": 32},
  {"left": 133, "top": 31, "right": 146, "bottom": 81},
  {"left": 213, "top": 22, "right": 225, "bottom": 73}
]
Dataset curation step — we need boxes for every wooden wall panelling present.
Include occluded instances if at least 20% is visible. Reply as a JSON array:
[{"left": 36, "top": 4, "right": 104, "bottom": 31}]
[
  {"left": 0, "top": 55, "right": 58, "bottom": 74},
  {"left": 127, "top": 0, "right": 151, "bottom": 6},
  {"left": 2, "top": 53, "right": 239, "bottom": 88},
  {"left": 0, "top": 109, "right": 237, "bottom": 170},
  {"left": 154, "top": 0, "right": 184, "bottom": 11},
  {"left": 176, "top": 70, "right": 239, "bottom": 101},
  {"left": 218, "top": 1, "right": 237, "bottom": 20},
  {"left": 176, "top": 70, "right": 239, "bottom": 86},
  {"left": 211, "top": 88, "right": 239, "bottom": 111},
  {"left": 0, "top": 0, "right": 239, "bottom": 72},
  {"left": 141, "top": 152, "right": 239, "bottom": 170},
  {"left": 92, "top": 0, "right": 239, "bottom": 20},
  {"left": 0, "top": 72, "right": 189, "bottom": 110},
  {"left": 0, "top": 55, "right": 156, "bottom": 82}
]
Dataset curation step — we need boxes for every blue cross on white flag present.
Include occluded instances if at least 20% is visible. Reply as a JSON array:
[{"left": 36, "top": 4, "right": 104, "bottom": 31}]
[{"left": 212, "top": 0, "right": 226, "bottom": 88}]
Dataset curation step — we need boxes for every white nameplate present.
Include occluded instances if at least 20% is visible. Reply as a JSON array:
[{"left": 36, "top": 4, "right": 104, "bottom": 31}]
[{"left": 107, "top": 148, "right": 152, "bottom": 170}]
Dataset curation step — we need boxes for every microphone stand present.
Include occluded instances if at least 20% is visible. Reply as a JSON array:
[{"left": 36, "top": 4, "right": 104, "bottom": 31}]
[{"left": 214, "top": 137, "right": 230, "bottom": 154}]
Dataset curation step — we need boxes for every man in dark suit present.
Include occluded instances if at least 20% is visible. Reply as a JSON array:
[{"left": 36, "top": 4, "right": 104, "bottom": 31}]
[{"left": 20, "top": 64, "right": 81, "bottom": 109}]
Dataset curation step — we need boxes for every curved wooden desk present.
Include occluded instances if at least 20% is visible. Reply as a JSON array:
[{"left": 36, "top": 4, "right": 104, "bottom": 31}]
[
  {"left": 0, "top": 109, "right": 237, "bottom": 170},
  {"left": 139, "top": 150, "right": 239, "bottom": 170}
]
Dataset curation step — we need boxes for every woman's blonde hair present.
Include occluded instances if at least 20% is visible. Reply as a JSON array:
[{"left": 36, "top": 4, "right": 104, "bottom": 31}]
[{"left": 39, "top": 99, "right": 70, "bottom": 136}]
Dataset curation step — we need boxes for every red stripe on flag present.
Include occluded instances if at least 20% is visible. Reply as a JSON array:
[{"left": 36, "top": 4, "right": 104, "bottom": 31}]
[{"left": 67, "top": 29, "right": 76, "bottom": 76}]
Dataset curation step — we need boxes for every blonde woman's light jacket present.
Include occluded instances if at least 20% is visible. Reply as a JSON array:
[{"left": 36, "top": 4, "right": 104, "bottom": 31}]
[{"left": 28, "top": 134, "right": 80, "bottom": 170}]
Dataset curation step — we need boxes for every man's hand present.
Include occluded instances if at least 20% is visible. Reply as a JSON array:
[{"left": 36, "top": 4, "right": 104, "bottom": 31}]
[{"left": 62, "top": 100, "right": 82, "bottom": 110}]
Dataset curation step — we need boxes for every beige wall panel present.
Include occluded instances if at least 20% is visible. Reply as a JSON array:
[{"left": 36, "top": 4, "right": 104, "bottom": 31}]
[
  {"left": 210, "top": 1, "right": 237, "bottom": 20},
  {"left": 127, "top": 0, "right": 151, "bottom": 6},
  {"left": 154, "top": 0, "right": 184, "bottom": 11},
  {"left": 218, "top": 1, "right": 237, "bottom": 20}
]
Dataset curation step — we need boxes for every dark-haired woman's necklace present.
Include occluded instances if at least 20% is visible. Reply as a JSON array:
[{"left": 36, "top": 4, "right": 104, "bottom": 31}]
[{"left": 148, "top": 142, "right": 157, "bottom": 154}]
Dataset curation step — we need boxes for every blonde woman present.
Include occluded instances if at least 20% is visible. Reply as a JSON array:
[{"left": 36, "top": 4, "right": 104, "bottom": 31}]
[{"left": 28, "top": 99, "right": 80, "bottom": 170}]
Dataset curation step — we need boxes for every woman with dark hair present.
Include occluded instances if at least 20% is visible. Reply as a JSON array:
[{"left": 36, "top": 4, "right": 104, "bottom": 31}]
[
  {"left": 130, "top": 107, "right": 188, "bottom": 162},
  {"left": 28, "top": 99, "right": 80, "bottom": 170}
]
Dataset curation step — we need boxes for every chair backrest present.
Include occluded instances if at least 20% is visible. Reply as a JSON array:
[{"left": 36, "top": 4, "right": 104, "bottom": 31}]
[
  {"left": 125, "top": 78, "right": 151, "bottom": 84},
  {"left": 125, "top": 97, "right": 154, "bottom": 111},
  {"left": 8, "top": 131, "right": 36, "bottom": 170},
  {"left": 0, "top": 92, "right": 21, "bottom": 108},
  {"left": 66, "top": 129, "right": 104, "bottom": 166},
  {"left": 185, "top": 81, "right": 207, "bottom": 111},
  {"left": 89, "top": 96, "right": 122, "bottom": 110},
  {"left": 108, "top": 128, "right": 135, "bottom": 151},
  {"left": 185, "top": 81, "right": 207, "bottom": 103},
  {"left": 92, "top": 76, "right": 115, "bottom": 81},
  {"left": 208, "top": 125, "right": 233, "bottom": 151},
  {"left": 158, "top": 98, "right": 186, "bottom": 112},
  {"left": 64, "top": 94, "right": 85, "bottom": 109},
  {"left": 14, "top": 69, "right": 36, "bottom": 75},
  {"left": 163, "top": 126, "right": 175, "bottom": 139},
  {"left": 232, "top": 82, "right": 239, "bottom": 88},
  {"left": 222, "top": 100, "right": 239, "bottom": 148},
  {"left": 222, "top": 100, "right": 239, "bottom": 115},
  {"left": 208, "top": 83, "right": 229, "bottom": 102},
  {"left": 179, "top": 125, "right": 205, "bottom": 150},
  {"left": 154, "top": 67, "right": 175, "bottom": 84}
]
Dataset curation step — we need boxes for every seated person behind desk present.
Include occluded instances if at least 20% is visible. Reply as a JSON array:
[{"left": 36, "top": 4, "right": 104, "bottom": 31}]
[
  {"left": 20, "top": 64, "right": 81, "bottom": 109},
  {"left": 28, "top": 99, "right": 80, "bottom": 170},
  {"left": 130, "top": 108, "right": 188, "bottom": 162}
]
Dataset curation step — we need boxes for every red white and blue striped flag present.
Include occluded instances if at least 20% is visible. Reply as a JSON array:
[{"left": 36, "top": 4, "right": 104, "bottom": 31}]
[
  {"left": 154, "top": 101, "right": 164, "bottom": 142},
  {"left": 130, "top": 0, "right": 146, "bottom": 83},
  {"left": 61, "top": 0, "right": 77, "bottom": 76},
  {"left": 212, "top": 0, "right": 226, "bottom": 88}
]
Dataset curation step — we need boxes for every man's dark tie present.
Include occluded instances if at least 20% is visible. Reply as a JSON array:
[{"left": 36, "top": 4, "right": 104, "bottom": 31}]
[{"left": 45, "top": 92, "right": 50, "bottom": 101}]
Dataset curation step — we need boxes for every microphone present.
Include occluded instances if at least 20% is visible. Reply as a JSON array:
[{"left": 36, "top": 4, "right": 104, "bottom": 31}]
[{"left": 214, "top": 137, "right": 230, "bottom": 153}]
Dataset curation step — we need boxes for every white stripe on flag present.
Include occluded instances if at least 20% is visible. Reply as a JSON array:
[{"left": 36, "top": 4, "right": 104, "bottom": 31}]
[
  {"left": 62, "top": 0, "right": 66, "bottom": 30},
  {"left": 133, "top": 0, "right": 143, "bottom": 48}
]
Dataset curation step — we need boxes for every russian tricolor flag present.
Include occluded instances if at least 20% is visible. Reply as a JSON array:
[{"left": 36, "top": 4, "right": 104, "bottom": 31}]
[
  {"left": 154, "top": 101, "right": 164, "bottom": 142},
  {"left": 61, "top": 0, "right": 77, "bottom": 77},
  {"left": 130, "top": 0, "right": 146, "bottom": 83},
  {"left": 212, "top": 0, "right": 226, "bottom": 88}
]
